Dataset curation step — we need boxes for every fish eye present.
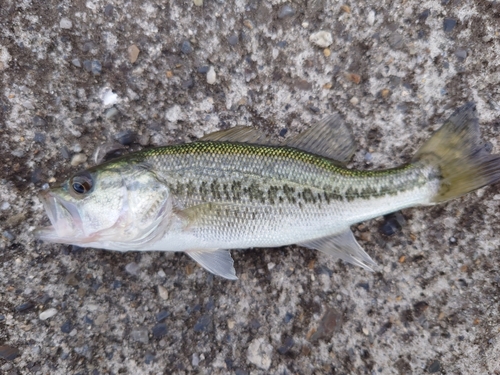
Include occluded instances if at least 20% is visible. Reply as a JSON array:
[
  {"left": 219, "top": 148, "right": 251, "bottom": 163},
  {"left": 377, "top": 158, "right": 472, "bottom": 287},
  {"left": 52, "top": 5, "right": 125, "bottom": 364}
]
[{"left": 70, "top": 171, "right": 93, "bottom": 196}]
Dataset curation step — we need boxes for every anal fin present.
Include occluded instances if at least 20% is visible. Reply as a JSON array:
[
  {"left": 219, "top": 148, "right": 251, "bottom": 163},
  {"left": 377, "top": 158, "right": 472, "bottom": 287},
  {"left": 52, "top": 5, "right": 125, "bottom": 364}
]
[
  {"left": 186, "top": 249, "right": 238, "bottom": 280},
  {"left": 298, "top": 229, "right": 376, "bottom": 271}
]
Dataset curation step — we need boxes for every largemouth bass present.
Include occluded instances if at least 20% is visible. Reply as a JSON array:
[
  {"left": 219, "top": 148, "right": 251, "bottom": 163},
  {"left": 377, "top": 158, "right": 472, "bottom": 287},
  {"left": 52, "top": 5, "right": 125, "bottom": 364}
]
[{"left": 36, "top": 103, "right": 500, "bottom": 279}]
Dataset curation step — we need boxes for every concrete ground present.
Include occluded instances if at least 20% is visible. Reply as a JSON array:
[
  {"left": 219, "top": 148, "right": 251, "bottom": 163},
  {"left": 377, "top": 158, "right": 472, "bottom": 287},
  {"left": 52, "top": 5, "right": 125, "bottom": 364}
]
[{"left": 1, "top": 0, "right": 500, "bottom": 374}]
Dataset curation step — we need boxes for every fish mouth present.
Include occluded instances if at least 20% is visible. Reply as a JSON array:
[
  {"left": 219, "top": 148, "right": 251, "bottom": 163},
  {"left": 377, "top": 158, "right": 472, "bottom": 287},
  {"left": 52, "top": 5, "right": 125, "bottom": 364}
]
[{"left": 35, "top": 190, "right": 83, "bottom": 243}]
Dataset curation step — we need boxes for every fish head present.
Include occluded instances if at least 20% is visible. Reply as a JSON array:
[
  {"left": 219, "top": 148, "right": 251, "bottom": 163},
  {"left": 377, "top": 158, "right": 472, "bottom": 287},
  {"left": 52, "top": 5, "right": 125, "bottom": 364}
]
[{"left": 36, "top": 161, "right": 171, "bottom": 248}]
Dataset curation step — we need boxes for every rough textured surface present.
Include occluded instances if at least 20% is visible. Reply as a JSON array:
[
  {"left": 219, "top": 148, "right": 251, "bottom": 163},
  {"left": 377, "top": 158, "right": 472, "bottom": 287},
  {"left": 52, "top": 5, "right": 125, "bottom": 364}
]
[{"left": 1, "top": 0, "right": 500, "bottom": 374}]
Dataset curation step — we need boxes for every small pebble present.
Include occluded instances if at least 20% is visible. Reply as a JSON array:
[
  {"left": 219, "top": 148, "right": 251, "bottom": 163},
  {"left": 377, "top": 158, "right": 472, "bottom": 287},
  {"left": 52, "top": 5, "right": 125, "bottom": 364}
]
[
  {"left": 70, "top": 153, "right": 87, "bottom": 167},
  {"left": 323, "top": 48, "right": 331, "bottom": 57},
  {"left": 380, "top": 88, "right": 390, "bottom": 98},
  {"left": 443, "top": 18, "right": 457, "bottom": 32},
  {"left": 455, "top": 49, "right": 467, "bottom": 61},
  {"left": 15, "top": 301, "right": 35, "bottom": 313},
  {"left": 419, "top": 9, "right": 430, "bottom": 21},
  {"left": 91, "top": 60, "right": 102, "bottom": 75},
  {"left": 345, "top": 72, "right": 361, "bottom": 84},
  {"left": 125, "top": 262, "right": 140, "bottom": 276},
  {"left": 128, "top": 44, "right": 140, "bottom": 63},
  {"left": 60, "top": 18, "right": 73, "bottom": 29},
  {"left": 227, "top": 34, "right": 239, "bottom": 46},
  {"left": 197, "top": 65, "right": 209, "bottom": 73},
  {"left": 39, "top": 308, "right": 58, "bottom": 321},
  {"left": 367, "top": 10, "right": 376, "bottom": 26},
  {"left": 131, "top": 327, "right": 149, "bottom": 344},
  {"left": 0, "top": 201, "right": 10, "bottom": 210},
  {"left": 144, "top": 352, "right": 156, "bottom": 364},
  {"left": 0, "top": 345, "right": 21, "bottom": 361},
  {"left": 2, "top": 231, "right": 15, "bottom": 241},
  {"left": 105, "top": 107, "right": 119, "bottom": 119},
  {"left": 194, "top": 314, "right": 212, "bottom": 332},
  {"left": 206, "top": 66, "right": 216, "bottom": 84},
  {"left": 104, "top": 4, "right": 114, "bottom": 17},
  {"left": 33, "top": 116, "right": 47, "bottom": 126},
  {"left": 34, "top": 132, "right": 46, "bottom": 143},
  {"left": 114, "top": 130, "right": 136, "bottom": 145},
  {"left": 156, "top": 310, "right": 169, "bottom": 322},
  {"left": 60, "top": 320, "right": 73, "bottom": 333},
  {"left": 277, "top": 337, "right": 295, "bottom": 354},
  {"left": 158, "top": 285, "right": 169, "bottom": 300},
  {"left": 428, "top": 360, "right": 441, "bottom": 373},
  {"left": 340, "top": 5, "right": 351, "bottom": 13},
  {"left": 278, "top": 5, "right": 295, "bottom": 19},
  {"left": 71, "top": 58, "right": 81, "bottom": 68},
  {"left": 309, "top": 31, "right": 333, "bottom": 48},
  {"left": 350, "top": 97, "right": 359, "bottom": 105},
  {"left": 152, "top": 323, "right": 168, "bottom": 338},
  {"left": 83, "top": 60, "right": 92, "bottom": 72},
  {"left": 193, "top": 0, "right": 203, "bottom": 5},
  {"left": 181, "top": 40, "right": 193, "bottom": 54},
  {"left": 192, "top": 353, "right": 200, "bottom": 366}
]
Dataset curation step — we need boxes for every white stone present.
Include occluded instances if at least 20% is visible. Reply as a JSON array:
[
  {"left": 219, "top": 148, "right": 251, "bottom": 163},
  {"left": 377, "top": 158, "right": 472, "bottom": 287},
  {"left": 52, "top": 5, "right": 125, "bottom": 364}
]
[
  {"left": 71, "top": 153, "right": 87, "bottom": 167},
  {"left": 207, "top": 66, "right": 216, "bottom": 84},
  {"left": 39, "top": 308, "right": 58, "bottom": 320},
  {"left": 309, "top": 31, "right": 333, "bottom": 48},
  {"left": 158, "top": 285, "right": 169, "bottom": 300},
  {"left": 247, "top": 337, "right": 273, "bottom": 370},
  {"left": 101, "top": 88, "right": 119, "bottom": 106},
  {"left": 165, "top": 105, "right": 183, "bottom": 123},
  {"left": 193, "top": 0, "right": 203, "bottom": 6},
  {"left": 350, "top": 97, "right": 359, "bottom": 105},
  {"left": 60, "top": 18, "right": 73, "bottom": 29},
  {"left": 0, "top": 201, "right": 10, "bottom": 210},
  {"left": 367, "top": 10, "right": 376, "bottom": 26}
]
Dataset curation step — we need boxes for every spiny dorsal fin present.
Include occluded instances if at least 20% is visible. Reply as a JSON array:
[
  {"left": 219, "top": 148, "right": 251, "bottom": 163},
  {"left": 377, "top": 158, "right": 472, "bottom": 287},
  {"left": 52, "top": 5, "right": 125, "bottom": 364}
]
[
  {"left": 285, "top": 114, "right": 356, "bottom": 165},
  {"left": 199, "top": 125, "right": 272, "bottom": 144}
]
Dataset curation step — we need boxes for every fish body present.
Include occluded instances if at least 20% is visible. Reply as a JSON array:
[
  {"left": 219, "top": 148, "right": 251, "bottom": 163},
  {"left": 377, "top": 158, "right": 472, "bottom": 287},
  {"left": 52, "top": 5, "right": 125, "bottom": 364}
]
[{"left": 36, "top": 103, "right": 500, "bottom": 279}]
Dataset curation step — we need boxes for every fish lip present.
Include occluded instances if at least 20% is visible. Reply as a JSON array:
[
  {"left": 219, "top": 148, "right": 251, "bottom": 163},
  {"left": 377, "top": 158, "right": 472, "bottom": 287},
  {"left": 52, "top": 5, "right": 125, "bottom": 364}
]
[{"left": 36, "top": 190, "right": 83, "bottom": 242}]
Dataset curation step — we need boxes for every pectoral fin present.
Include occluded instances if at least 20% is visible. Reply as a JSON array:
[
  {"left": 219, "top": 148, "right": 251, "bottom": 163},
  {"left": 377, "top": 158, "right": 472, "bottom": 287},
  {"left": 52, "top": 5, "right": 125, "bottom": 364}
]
[
  {"left": 299, "top": 229, "right": 376, "bottom": 271},
  {"left": 186, "top": 249, "right": 238, "bottom": 280}
]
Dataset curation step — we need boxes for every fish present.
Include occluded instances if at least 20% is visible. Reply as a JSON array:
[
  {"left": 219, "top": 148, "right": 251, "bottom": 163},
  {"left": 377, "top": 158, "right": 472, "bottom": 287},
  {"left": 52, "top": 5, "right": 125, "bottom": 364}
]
[{"left": 35, "top": 103, "right": 500, "bottom": 279}]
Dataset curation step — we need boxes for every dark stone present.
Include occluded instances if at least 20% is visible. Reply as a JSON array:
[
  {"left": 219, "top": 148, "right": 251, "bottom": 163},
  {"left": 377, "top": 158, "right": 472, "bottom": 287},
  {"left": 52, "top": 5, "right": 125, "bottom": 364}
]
[
  {"left": 33, "top": 116, "right": 47, "bottom": 126},
  {"left": 2, "top": 230, "right": 15, "bottom": 241},
  {"left": 180, "top": 40, "right": 193, "bottom": 54},
  {"left": 15, "top": 301, "right": 35, "bottom": 313},
  {"left": 413, "top": 301, "right": 429, "bottom": 317},
  {"left": 104, "top": 4, "right": 114, "bottom": 17},
  {"left": 182, "top": 77, "right": 195, "bottom": 89},
  {"left": 34, "top": 132, "right": 46, "bottom": 143},
  {"left": 283, "top": 312, "right": 294, "bottom": 323},
  {"left": 228, "top": 34, "right": 239, "bottom": 46},
  {"left": 0, "top": 345, "right": 21, "bottom": 361},
  {"left": 249, "top": 318, "right": 261, "bottom": 330},
  {"left": 114, "top": 130, "right": 136, "bottom": 145},
  {"left": 61, "top": 320, "right": 73, "bottom": 333},
  {"left": 152, "top": 323, "right": 168, "bottom": 338},
  {"left": 443, "top": 18, "right": 457, "bottom": 32},
  {"left": 428, "top": 360, "right": 441, "bottom": 373},
  {"left": 197, "top": 65, "right": 209, "bottom": 73},
  {"left": 356, "top": 282, "right": 370, "bottom": 291},
  {"left": 156, "top": 310, "right": 169, "bottom": 322},
  {"left": 309, "top": 106, "right": 320, "bottom": 113},
  {"left": 0, "top": 314, "right": 5, "bottom": 322},
  {"left": 315, "top": 265, "right": 333, "bottom": 277},
  {"left": 144, "top": 352, "right": 156, "bottom": 364},
  {"left": 72, "top": 117, "right": 83, "bottom": 125},
  {"left": 277, "top": 336, "right": 294, "bottom": 354},
  {"left": 419, "top": 9, "right": 430, "bottom": 21},
  {"left": 193, "top": 314, "right": 212, "bottom": 332},
  {"left": 380, "top": 212, "right": 406, "bottom": 236},
  {"left": 30, "top": 168, "right": 42, "bottom": 184},
  {"left": 71, "top": 58, "right": 81, "bottom": 68},
  {"left": 112, "top": 280, "right": 122, "bottom": 289},
  {"left": 277, "top": 41, "right": 287, "bottom": 48},
  {"left": 279, "top": 128, "right": 287, "bottom": 137},
  {"left": 388, "top": 32, "right": 403, "bottom": 49}
]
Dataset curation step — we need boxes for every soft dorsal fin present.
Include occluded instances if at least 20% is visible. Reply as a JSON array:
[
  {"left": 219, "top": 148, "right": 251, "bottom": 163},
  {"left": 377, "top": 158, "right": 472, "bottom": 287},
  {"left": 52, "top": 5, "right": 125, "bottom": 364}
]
[
  {"left": 298, "top": 229, "right": 376, "bottom": 271},
  {"left": 285, "top": 114, "right": 356, "bottom": 165},
  {"left": 200, "top": 125, "right": 272, "bottom": 145}
]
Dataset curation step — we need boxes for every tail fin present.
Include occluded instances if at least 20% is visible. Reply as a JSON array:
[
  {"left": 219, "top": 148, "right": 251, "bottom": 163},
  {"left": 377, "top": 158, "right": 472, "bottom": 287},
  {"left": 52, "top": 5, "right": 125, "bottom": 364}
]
[{"left": 413, "top": 102, "right": 500, "bottom": 203}]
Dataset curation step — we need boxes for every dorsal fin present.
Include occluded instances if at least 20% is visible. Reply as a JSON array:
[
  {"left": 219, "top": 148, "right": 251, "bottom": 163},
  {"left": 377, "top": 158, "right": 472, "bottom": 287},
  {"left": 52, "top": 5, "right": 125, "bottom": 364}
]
[
  {"left": 199, "top": 126, "right": 272, "bottom": 144},
  {"left": 285, "top": 114, "right": 356, "bottom": 165}
]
